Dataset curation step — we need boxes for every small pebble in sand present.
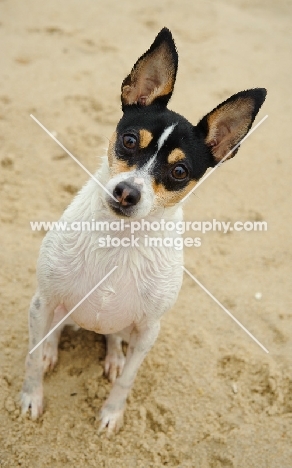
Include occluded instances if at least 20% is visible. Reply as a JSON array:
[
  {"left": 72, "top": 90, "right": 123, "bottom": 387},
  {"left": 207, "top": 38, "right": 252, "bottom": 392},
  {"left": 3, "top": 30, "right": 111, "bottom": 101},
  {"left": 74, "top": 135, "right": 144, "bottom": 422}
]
[
  {"left": 231, "top": 383, "right": 238, "bottom": 394},
  {"left": 255, "top": 292, "right": 262, "bottom": 300}
]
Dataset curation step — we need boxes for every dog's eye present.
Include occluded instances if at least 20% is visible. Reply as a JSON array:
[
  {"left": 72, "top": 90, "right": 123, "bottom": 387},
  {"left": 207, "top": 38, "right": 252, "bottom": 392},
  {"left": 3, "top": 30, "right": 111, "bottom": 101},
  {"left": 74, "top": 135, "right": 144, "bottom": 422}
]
[
  {"left": 123, "top": 134, "right": 137, "bottom": 150},
  {"left": 171, "top": 164, "right": 188, "bottom": 180}
]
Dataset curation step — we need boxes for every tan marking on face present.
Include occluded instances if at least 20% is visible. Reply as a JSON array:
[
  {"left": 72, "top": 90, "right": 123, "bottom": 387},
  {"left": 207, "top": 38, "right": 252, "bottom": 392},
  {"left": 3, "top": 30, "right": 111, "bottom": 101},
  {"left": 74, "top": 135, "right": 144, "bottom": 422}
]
[
  {"left": 152, "top": 180, "right": 197, "bottom": 207},
  {"left": 167, "top": 148, "right": 186, "bottom": 165},
  {"left": 110, "top": 159, "right": 137, "bottom": 177},
  {"left": 108, "top": 131, "right": 137, "bottom": 176},
  {"left": 139, "top": 129, "right": 153, "bottom": 148},
  {"left": 107, "top": 132, "right": 117, "bottom": 168}
]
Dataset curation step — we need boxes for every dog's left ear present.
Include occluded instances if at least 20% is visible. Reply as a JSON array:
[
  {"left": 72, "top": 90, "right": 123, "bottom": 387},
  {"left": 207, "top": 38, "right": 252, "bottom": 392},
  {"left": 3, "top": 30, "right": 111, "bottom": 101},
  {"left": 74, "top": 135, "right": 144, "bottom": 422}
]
[
  {"left": 197, "top": 88, "right": 267, "bottom": 166},
  {"left": 121, "top": 28, "right": 178, "bottom": 109}
]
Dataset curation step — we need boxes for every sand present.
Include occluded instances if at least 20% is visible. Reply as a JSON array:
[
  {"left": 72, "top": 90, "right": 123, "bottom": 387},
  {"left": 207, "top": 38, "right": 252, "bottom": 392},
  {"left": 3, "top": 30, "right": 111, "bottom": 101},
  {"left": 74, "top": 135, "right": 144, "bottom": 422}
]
[{"left": 0, "top": 0, "right": 291, "bottom": 466}]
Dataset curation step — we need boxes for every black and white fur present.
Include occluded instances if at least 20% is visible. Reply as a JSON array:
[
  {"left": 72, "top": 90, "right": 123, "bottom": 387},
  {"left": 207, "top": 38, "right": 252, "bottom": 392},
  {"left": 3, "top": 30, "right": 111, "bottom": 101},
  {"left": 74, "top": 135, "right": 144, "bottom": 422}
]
[{"left": 21, "top": 28, "right": 266, "bottom": 434}]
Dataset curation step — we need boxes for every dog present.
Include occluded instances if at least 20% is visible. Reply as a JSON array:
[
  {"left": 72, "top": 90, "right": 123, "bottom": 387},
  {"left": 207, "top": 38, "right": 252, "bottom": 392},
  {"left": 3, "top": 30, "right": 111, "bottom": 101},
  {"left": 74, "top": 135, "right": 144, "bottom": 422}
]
[{"left": 21, "top": 27, "right": 266, "bottom": 434}]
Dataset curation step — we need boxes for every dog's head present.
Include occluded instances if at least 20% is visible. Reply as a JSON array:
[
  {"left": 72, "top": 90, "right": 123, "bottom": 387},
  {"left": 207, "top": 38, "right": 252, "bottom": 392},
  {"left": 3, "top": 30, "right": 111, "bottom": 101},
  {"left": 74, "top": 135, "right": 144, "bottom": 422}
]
[{"left": 105, "top": 28, "right": 266, "bottom": 218}]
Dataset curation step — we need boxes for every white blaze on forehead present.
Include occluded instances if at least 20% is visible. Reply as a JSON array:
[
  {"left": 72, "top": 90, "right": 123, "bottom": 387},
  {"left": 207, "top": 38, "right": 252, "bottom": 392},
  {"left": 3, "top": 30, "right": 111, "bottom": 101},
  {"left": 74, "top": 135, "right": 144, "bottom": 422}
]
[
  {"left": 157, "top": 123, "right": 177, "bottom": 151},
  {"left": 143, "top": 123, "right": 177, "bottom": 172}
]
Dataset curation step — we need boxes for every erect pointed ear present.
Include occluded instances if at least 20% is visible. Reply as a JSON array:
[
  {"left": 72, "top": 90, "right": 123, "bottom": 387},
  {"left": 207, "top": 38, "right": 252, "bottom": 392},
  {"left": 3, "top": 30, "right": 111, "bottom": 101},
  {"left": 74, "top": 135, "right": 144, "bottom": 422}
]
[
  {"left": 121, "top": 28, "right": 178, "bottom": 109},
  {"left": 197, "top": 88, "right": 267, "bottom": 166}
]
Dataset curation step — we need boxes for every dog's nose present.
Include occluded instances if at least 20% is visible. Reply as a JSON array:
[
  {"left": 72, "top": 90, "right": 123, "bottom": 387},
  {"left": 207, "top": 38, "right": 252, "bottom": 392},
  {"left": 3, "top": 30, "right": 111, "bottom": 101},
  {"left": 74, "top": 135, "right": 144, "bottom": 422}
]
[{"left": 113, "top": 181, "right": 141, "bottom": 207}]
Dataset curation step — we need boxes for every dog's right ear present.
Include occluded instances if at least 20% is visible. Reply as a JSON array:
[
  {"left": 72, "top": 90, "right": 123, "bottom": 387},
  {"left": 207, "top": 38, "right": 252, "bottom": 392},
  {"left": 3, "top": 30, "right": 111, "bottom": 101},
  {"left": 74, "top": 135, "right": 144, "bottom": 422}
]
[{"left": 121, "top": 28, "right": 178, "bottom": 110}]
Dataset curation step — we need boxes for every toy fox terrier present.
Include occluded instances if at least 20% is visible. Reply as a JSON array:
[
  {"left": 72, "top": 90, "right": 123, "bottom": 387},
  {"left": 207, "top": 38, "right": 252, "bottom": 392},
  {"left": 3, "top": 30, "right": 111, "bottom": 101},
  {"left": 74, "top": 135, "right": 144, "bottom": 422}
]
[{"left": 21, "top": 28, "right": 266, "bottom": 434}]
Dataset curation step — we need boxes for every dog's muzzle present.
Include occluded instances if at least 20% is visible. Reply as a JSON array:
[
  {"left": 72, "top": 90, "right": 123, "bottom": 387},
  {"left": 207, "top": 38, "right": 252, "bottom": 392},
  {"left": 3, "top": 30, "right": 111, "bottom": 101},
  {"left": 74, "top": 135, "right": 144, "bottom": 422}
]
[{"left": 107, "top": 178, "right": 143, "bottom": 216}]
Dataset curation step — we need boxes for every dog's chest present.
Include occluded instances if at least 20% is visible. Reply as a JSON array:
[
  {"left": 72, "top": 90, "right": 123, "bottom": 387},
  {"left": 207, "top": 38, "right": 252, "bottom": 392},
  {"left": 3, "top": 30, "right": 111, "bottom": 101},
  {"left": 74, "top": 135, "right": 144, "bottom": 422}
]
[{"left": 40, "top": 228, "right": 183, "bottom": 334}]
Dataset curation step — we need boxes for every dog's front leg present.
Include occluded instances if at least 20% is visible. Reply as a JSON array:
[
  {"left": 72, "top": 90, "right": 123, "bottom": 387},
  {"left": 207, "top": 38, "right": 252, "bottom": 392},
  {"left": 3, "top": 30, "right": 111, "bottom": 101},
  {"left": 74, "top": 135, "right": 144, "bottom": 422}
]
[
  {"left": 21, "top": 293, "right": 54, "bottom": 419},
  {"left": 99, "top": 320, "right": 160, "bottom": 435}
]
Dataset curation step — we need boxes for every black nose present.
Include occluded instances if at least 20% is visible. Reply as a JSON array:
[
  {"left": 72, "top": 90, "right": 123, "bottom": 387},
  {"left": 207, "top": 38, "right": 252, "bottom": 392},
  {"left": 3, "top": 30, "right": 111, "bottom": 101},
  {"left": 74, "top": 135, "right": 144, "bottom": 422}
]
[{"left": 113, "top": 181, "right": 141, "bottom": 207}]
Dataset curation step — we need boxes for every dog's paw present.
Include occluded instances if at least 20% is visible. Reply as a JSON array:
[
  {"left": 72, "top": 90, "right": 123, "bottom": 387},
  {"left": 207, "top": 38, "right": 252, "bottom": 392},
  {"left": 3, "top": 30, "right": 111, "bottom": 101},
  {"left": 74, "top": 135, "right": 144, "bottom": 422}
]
[
  {"left": 21, "top": 385, "right": 43, "bottom": 420},
  {"left": 43, "top": 340, "right": 58, "bottom": 373},
  {"left": 98, "top": 405, "right": 124, "bottom": 435},
  {"left": 104, "top": 349, "right": 125, "bottom": 383}
]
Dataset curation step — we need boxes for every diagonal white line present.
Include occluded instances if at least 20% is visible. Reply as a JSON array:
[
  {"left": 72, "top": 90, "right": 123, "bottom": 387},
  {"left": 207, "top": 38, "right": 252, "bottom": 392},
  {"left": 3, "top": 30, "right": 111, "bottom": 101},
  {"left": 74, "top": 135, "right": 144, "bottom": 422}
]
[
  {"left": 29, "top": 266, "right": 118, "bottom": 354},
  {"left": 181, "top": 114, "right": 268, "bottom": 203},
  {"left": 182, "top": 266, "right": 269, "bottom": 354},
  {"left": 30, "top": 114, "right": 118, "bottom": 201}
]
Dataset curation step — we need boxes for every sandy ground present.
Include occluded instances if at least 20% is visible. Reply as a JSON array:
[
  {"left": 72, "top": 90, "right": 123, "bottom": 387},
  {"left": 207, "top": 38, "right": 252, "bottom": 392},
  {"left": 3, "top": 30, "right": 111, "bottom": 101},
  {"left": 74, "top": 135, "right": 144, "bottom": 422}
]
[{"left": 0, "top": 0, "right": 292, "bottom": 466}]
